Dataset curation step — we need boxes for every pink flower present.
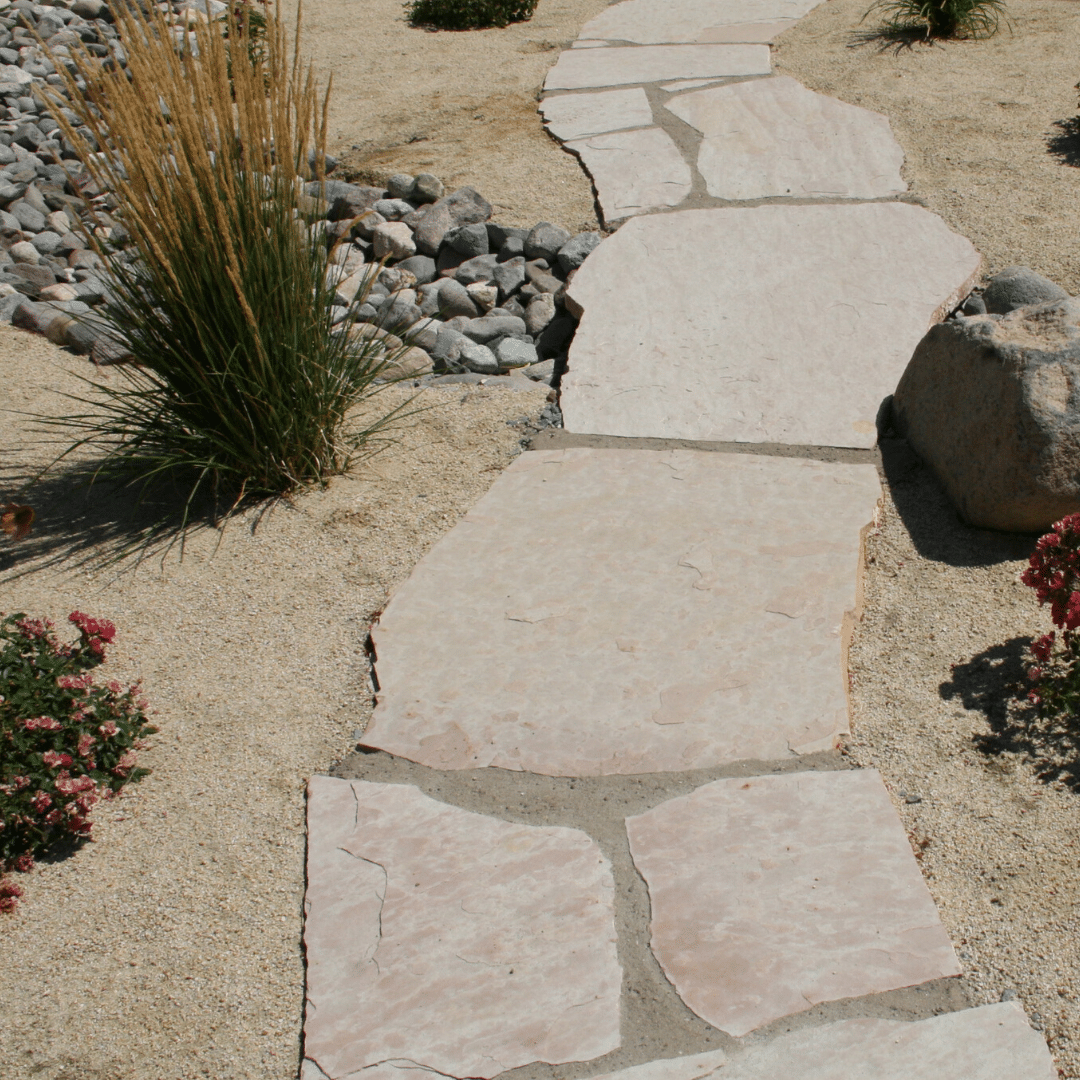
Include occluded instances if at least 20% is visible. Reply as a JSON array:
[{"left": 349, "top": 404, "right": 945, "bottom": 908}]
[
  {"left": 68, "top": 611, "right": 116, "bottom": 658},
  {"left": 11, "top": 776, "right": 30, "bottom": 791},
  {"left": 29, "top": 791, "right": 52, "bottom": 813},
  {"left": 54, "top": 773, "right": 95, "bottom": 796},
  {"left": 98, "top": 721, "right": 119, "bottom": 738},
  {"left": 112, "top": 751, "right": 137, "bottom": 776},
  {"left": 44, "top": 809, "right": 61, "bottom": 826},
  {"left": 41, "top": 751, "right": 73, "bottom": 769},
  {"left": 77, "top": 733, "right": 95, "bottom": 758},
  {"left": 22, "top": 716, "right": 62, "bottom": 732},
  {"left": 57, "top": 673, "right": 93, "bottom": 691},
  {"left": 14, "top": 617, "right": 52, "bottom": 639},
  {"left": 11, "top": 855, "right": 34, "bottom": 873}
]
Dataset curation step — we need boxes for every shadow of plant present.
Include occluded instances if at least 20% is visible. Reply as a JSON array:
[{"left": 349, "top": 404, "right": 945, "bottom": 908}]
[
  {"left": 847, "top": 25, "right": 940, "bottom": 51},
  {"left": 1047, "top": 115, "right": 1080, "bottom": 168},
  {"left": 0, "top": 458, "right": 254, "bottom": 581},
  {"left": 941, "top": 637, "right": 1080, "bottom": 789}
]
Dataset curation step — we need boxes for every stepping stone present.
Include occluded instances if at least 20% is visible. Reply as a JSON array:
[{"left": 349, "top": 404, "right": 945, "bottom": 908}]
[
  {"left": 561, "top": 203, "right": 981, "bottom": 449},
  {"left": 589, "top": 1005, "right": 1054, "bottom": 1080},
  {"left": 666, "top": 76, "right": 906, "bottom": 200},
  {"left": 544, "top": 44, "right": 770, "bottom": 91},
  {"left": 361, "top": 448, "right": 880, "bottom": 777},
  {"left": 566, "top": 128, "right": 693, "bottom": 222},
  {"left": 303, "top": 778, "right": 621, "bottom": 1080},
  {"left": 625, "top": 769, "right": 961, "bottom": 1037},
  {"left": 577, "top": 0, "right": 821, "bottom": 44},
  {"left": 541, "top": 87, "right": 654, "bottom": 141}
]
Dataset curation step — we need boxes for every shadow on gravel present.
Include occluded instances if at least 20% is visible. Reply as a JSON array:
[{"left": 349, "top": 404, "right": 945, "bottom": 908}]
[
  {"left": 941, "top": 638, "right": 1080, "bottom": 789},
  {"left": 1047, "top": 116, "right": 1080, "bottom": 168},
  {"left": 0, "top": 460, "right": 243, "bottom": 580},
  {"left": 879, "top": 435, "right": 1038, "bottom": 568}
]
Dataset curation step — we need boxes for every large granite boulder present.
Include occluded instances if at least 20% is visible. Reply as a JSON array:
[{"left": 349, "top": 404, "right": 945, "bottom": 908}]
[{"left": 892, "top": 298, "right": 1080, "bottom": 532}]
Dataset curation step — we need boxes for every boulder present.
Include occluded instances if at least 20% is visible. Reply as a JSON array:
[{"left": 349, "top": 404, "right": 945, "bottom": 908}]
[
  {"left": 892, "top": 298, "right": 1080, "bottom": 532},
  {"left": 982, "top": 265, "right": 1068, "bottom": 315},
  {"left": 410, "top": 173, "right": 444, "bottom": 204},
  {"left": 445, "top": 222, "right": 489, "bottom": 257},
  {"left": 411, "top": 187, "right": 492, "bottom": 256}
]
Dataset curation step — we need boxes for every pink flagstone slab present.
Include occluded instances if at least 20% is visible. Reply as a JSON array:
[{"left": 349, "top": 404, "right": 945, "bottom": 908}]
[
  {"left": 586, "top": 1005, "right": 1054, "bottom": 1080},
  {"left": 626, "top": 769, "right": 961, "bottom": 1037},
  {"left": 578, "top": 0, "right": 820, "bottom": 43},
  {"left": 544, "top": 44, "right": 770, "bottom": 91},
  {"left": 665, "top": 76, "right": 906, "bottom": 200},
  {"left": 541, "top": 87, "right": 654, "bottom": 142},
  {"left": 303, "top": 777, "right": 621, "bottom": 1080},
  {"left": 361, "top": 448, "right": 880, "bottom": 777},
  {"left": 566, "top": 128, "right": 693, "bottom": 222},
  {"left": 561, "top": 204, "right": 981, "bottom": 449}
]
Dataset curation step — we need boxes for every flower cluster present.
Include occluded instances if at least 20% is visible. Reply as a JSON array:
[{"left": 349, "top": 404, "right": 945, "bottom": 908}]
[
  {"left": 1020, "top": 514, "right": 1080, "bottom": 714},
  {"left": 0, "top": 611, "right": 156, "bottom": 913}
]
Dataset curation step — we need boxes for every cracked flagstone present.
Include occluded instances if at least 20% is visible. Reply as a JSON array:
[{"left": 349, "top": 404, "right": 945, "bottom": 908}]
[
  {"left": 560, "top": 203, "right": 981, "bottom": 448},
  {"left": 544, "top": 44, "right": 770, "bottom": 91},
  {"left": 361, "top": 448, "right": 880, "bottom": 776},
  {"left": 577, "top": 0, "right": 822, "bottom": 43},
  {"left": 541, "top": 87, "right": 654, "bottom": 142},
  {"left": 585, "top": 1005, "right": 1054, "bottom": 1080},
  {"left": 566, "top": 127, "right": 693, "bottom": 222},
  {"left": 303, "top": 778, "right": 621, "bottom": 1080},
  {"left": 626, "top": 769, "right": 960, "bottom": 1036},
  {"left": 665, "top": 76, "right": 906, "bottom": 200}
]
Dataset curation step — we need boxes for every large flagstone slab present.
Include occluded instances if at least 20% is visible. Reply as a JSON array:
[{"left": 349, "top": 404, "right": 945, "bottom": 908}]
[
  {"left": 303, "top": 777, "right": 621, "bottom": 1080},
  {"left": 626, "top": 769, "right": 960, "bottom": 1037},
  {"left": 544, "top": 44, "right": 770, "bottom": 90},
  {"left": 541, "top": 87, "right": 654, "bottom": 141},
  {"left": 666, "top": 76, "right": 905, "bottom": 200},
  {"left": 566, "top": 128, "right": 694, "bottom": 222},
  {"left": 588, "top": 1005, "right": 1054, "bottom": 1080},
  {"left": 578, "top": 0, "right": 822, "bottom": 43},
  {"left": 360, "top": 448, "right": 880, "bottom": 776},
  {"left": 561, "top": 204, "right": 981, "bottom": 448}
]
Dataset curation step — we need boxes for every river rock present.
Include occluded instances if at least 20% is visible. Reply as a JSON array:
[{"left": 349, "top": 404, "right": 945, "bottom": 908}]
[
  {"left": 411, "top": 187, "right": 493, "bottom": 256},
  {"left": 525, "top": 222, "right": 572, "bottom": 262},
  {"left": 525, "top": 292, "right": 557, "bottom": 335},
  {"left": 371, "top": 221, "right": 416, "bottom": 261},
  {"left": 892, "top": 297, "right": 1080, "bottom": 532},
  {"left": 981, "top": 265, "right": 1068, "bottom": 315},
  {"left": 437, "top": 278, "right": 479, "bottom": 319},
  {"left": 557, "top": 232, "right": 602, "bottom": 272}
]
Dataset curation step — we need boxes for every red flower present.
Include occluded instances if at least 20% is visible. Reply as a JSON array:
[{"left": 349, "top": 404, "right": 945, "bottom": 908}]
[
  {"left": 77, "top": 733, "right": 95, "bottom": 758},
  {"left": 112, "top": 751, "right": 137, "bottom": 776},
  {"left": 57, "top": 673, "right": 93, "bottom": 691},
  {"left": 68, "top": 612, "right": 116, "bottom": 658},
  {"left": 54, "top": 773, "right": 94, "bottom": 796},
  {"left": 41, "top": 751, "right": 73, "bottom": 769},
  {"left": 1031, "top": 632, "right": 1056, "bottom": 663},
  {"left": 98, "top": 721, "right": 119, "bottom": 738},
  {"left": 44, "top": 809, "right": 61, "bottom": 826},
  {"left": 11, "top": 855, "right": 34, "bottom": 873},
  {"left": 29, "top": 791, "right": 52, "bottom": 813}
]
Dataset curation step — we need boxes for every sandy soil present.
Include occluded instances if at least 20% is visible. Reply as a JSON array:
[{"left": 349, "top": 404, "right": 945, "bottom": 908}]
[
  {"left": 300, "top": 0, "right": 609, "bottom": 232},
  {"left": 0, "top": 326, "right": 548, "bottom": 1079},
  {"left": 773, "top": 0, "right": 1080, "bottom": 292}
]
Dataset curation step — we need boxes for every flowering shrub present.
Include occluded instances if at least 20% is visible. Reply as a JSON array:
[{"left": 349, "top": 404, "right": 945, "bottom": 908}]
[
  {"left": 0, "top": 611, "right": 156, "bottom": 912},
  {"left": 1020, "top": 513, "right": 1080, "bottom": 717}
]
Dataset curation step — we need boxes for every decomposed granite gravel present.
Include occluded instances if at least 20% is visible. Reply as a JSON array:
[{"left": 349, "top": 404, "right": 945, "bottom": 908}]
[
  {"left": 847, "top": 435, "right": 1080, "bottom": 1077},
  {"left": 0, "top": 325, "right": 549, "bottom": 1080}
]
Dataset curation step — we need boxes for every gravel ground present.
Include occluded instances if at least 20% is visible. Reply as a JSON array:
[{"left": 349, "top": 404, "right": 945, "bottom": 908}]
[
  {"left": 847, "top": 437, "right": 1080, "bottom": 1077},
  {"left": 0, "top": 326, "right": 549, "bottom": 1080}
]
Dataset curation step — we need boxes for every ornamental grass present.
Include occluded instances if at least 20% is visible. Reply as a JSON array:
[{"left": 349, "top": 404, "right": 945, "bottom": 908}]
[
  {"left": 37, "top": 1, "right": 407, "bottom": 524},
  {"left": 863, "top": 0, "right": 1007, "bottom": 39}
]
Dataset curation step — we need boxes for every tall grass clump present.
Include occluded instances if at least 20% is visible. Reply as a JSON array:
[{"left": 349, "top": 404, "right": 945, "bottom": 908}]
[
  {"left": 862, "top": 0, "right": 1007, "bottom": 38},
  {"left": 405, "top": 0, "right": 538, "bottom": 30},
  {"left": 40, "top": 1, "right": 404, "bottom": 522}
]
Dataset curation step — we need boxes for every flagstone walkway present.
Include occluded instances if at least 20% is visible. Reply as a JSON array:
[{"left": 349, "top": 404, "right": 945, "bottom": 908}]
[{"left": 300, "top": 1, "right": 1058, "bottom": 1077}]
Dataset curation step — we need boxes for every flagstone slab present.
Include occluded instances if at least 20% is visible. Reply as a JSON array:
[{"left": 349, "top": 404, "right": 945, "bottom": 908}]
[
  {"left": 626, "top": 769, "right": 961, "bottom": 1037},
  {"left": 578, "top": 0, "right": 821, "bottom": 43},
  {"left": 361, "top": 448, "right": 880, "bottom": 777},
  {"left": 588, "top": 1005, "right": 1054, "bottom": 1080},
  {"left": 666, "top": 76, "right": 906, "bottom": 200},
  {"left": 566, "top": 128, "right": 693, "bottom": 222},
  {"left": 541, "top": 87, "right": 654, "bottom": 142},
  {"left": 544, "top": 43, "right": 770, "bottom": 91},
  {"left": 561, "top": 203, "right": 981, "bottom": 448},
  {"left": 303, "top": 777, "right": 621, "bottom": 1080}
]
